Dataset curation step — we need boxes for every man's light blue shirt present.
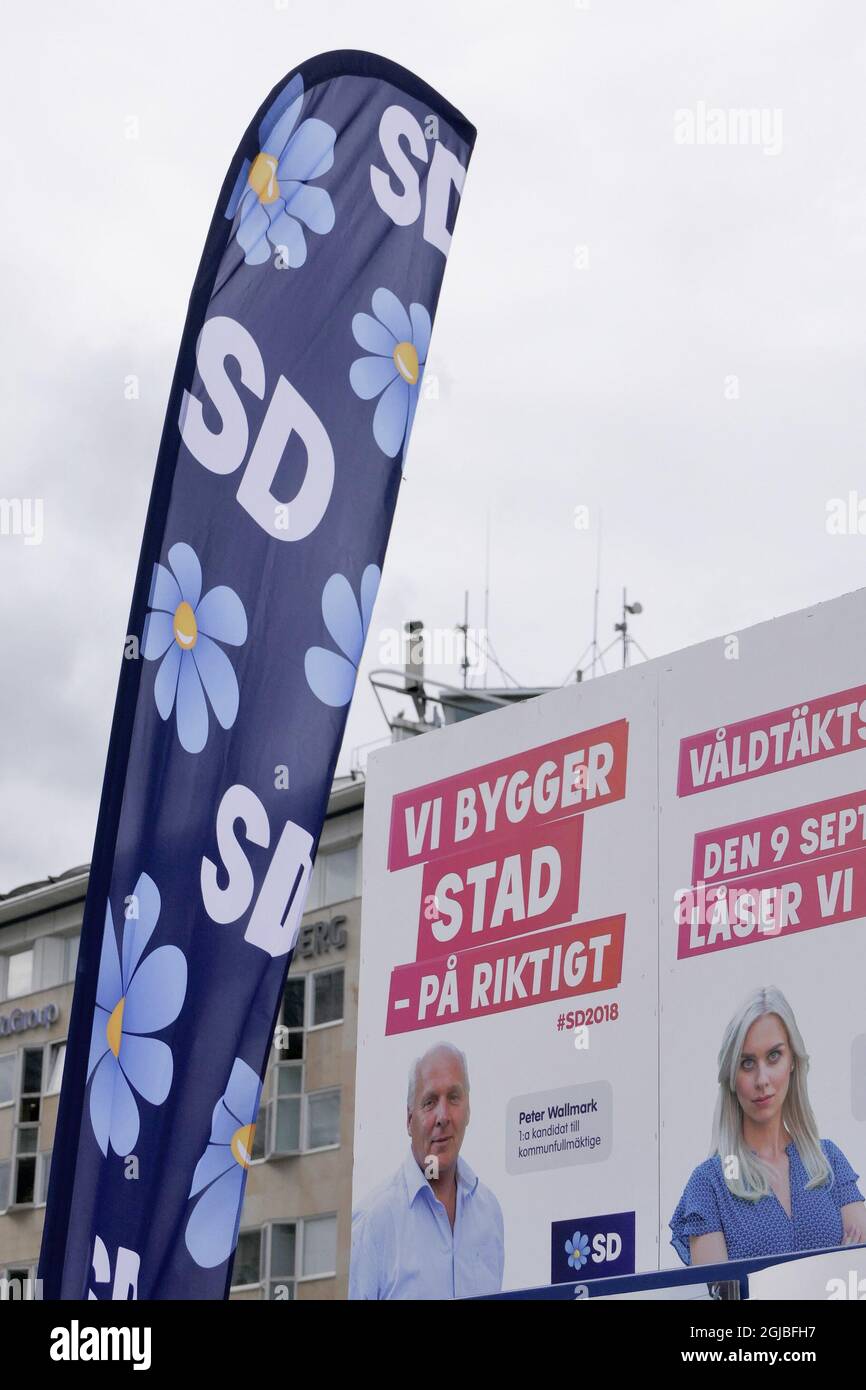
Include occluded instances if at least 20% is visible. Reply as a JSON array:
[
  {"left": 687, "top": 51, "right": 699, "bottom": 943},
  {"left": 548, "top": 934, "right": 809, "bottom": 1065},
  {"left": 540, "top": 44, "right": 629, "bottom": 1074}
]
[{"left": 349, "top": 1151, "right": 505, "bottom": 1299}]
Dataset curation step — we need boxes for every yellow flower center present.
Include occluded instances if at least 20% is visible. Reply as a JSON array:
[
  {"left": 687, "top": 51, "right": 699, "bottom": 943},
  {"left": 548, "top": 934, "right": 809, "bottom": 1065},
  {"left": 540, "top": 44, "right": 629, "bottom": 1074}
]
[
  {"left": 248, "top": 152, "right": 280, "bottom": 205},
  {"left": 106, "top": 998, "right": 125, "bottom": 1058},
  {"left": 173, "top": 601, "right": 198, "bottom": 650},
  {"left": 230, "top": 1123, "right": 256, "bottom": 1169},
  {"left": 393, "top": 341, "right": 419, "bottom": 385}
]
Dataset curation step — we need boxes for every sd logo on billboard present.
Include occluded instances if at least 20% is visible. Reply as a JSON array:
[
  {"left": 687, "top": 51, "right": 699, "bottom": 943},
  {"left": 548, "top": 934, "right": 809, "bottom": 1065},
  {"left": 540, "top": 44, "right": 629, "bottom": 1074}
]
[{"left": 550, "top": 1212, "right": 635, "bottom": 1284}]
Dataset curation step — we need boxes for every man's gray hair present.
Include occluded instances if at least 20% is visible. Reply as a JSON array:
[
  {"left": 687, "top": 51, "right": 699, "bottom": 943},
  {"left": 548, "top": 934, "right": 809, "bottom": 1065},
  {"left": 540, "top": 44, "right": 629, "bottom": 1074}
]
[{"left": 406, "top": 1042, "right": 470, "bottom": 1110}]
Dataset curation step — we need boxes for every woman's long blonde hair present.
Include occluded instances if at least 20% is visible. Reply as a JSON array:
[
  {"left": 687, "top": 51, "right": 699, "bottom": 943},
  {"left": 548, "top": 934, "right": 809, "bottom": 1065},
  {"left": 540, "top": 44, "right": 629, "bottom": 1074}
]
[{"left": 712, "top": 985, "right": 831, "bottom": 1201}]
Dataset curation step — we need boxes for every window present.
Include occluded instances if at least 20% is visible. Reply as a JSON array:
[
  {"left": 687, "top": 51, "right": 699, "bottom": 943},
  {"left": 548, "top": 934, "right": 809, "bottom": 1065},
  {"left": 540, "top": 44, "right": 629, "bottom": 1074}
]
[
  {"left": 279, "top": 978, "right": 305, "bottom": 1058},
  {"left": 251, "top": 1104, "right": 266, "bottom": 1161},
  {"left": 44, "top": 1043, "right": 65, "bottom": 1096},
  {"left": 12, "top": 1149, "right": 51, "bottom": 1209},
  {"left": 34, "top": 937, "right": 65, "bottom": 991},
  {"left": 65, "top": 935, "right": 80, "bottom": 984},
  {"left": 267, "top": 1223, "right": 296, "bottom": 1300},
  {"left": 306, "top": 1089, "right": 340, "bottom": 1150},
  {"left": 13, "top": 1128, "right": 37, "bottom": 1205},
  {"left": 37, "top": 1151, "right": 51, "bottom": 1205},
  {"left": 321, "top": 845, "right": 357, "bottom": 905},
  {"left": 302, "top": 1216, "right": 337, "bottom": 1279},
  {"left": 0, "top": 1054, "right": 14, "bottom": 1107},
  {"left": 15, "top": 1048, "right": 44, "bottom": 1210},
  {"left": 4, "top": 1042, "right": 62, "bottom": 1207},
  {"left": 0, "top": 934, "right": 79, "bottom": 1001},
  {"left": 305, "top": 843, "right": 359, "bottom": 911},
  {"left": 19, "top": 1047, "right": 42, "bottom": 1122},
  {"left": 230, "top": 1229, "right": 262, "bottom": 1290},
  {"left": 311, "top": 966, "right": 344, "bottom": 1028},
  {"left": 269, "top": 973, "right": 343, "bottom": 1157},
  {"left": 6, "top": 949, "right": 33, "bottom": 1000},
  {"left": 265, "top": 1068, "right": 339, "bottom": 1156},
  {"left": 279, "top": 966, "right": 344, "bottom": 1036},
  {"left": 268, "top": 1062, "right": 302, "bottom": 1155},
  {"left": 248, "top": 1217, "right": 338, "bottom": 1299}
]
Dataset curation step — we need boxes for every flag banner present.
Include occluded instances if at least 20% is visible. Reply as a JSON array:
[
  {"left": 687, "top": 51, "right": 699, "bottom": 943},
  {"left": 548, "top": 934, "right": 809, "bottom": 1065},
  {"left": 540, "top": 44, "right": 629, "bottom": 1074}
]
[{"left": 40, "top": 49, "right": 475, "bottom": 1299}]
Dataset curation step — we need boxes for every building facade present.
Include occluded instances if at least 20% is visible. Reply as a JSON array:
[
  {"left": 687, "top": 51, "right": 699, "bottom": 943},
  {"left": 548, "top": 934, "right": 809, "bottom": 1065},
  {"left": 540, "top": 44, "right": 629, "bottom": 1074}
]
[{"left": 0, "top": 776, "right": 364, "bottom": 1301}]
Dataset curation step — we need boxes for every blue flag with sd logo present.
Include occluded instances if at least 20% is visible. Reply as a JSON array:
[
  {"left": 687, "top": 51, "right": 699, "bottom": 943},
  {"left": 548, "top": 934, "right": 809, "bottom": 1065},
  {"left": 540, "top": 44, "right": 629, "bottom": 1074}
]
[{"left": 39, "top": 50, "right": 475, "bottom": 1300}]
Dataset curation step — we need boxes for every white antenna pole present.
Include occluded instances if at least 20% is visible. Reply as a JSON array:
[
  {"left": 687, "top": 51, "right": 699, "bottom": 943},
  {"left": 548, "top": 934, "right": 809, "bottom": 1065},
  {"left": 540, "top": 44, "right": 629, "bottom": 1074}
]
[
  {"left": 456, "top": 591, "right": 470, "bottom": 691},
  {"left": 484, "top": 511, "right": 491, "bottom": 690},
  {"left": 591, "top": 509, "right": 602, "bottom": 679},
  {"left": 622, "top": 586, "right": 628, "bottom": 668}
]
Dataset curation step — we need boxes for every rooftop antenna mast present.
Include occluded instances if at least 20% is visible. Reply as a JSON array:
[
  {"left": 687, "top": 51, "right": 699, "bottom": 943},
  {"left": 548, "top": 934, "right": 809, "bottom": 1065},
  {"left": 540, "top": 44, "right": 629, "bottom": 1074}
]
[
  {"left": 573, "top": 510, "right": 605, "bottom": 682},
  {"left": 614, "top": 587, "right": 645, "bottom": 668},
  {"left": 404, "top": 620, "right": 427, "bottom": 721},
  {"left": 483, "top": 512, "right": 490, "bottom": 690},
  {"left": 591, "top": 510, "right": 602, "bottom": 679},
  {"left": 560, "top": 514, "right": 649, "bottom": 684},
  {"left": 457, "top": 590, "right": 470, "bottom": 689}
]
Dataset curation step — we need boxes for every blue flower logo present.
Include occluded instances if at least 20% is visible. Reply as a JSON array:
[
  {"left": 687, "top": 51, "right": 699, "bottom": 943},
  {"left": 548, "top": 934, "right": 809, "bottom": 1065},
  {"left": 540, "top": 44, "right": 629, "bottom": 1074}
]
[
  {"left": 565, "top": 1231, "right": 590, "bottom": 1271},
  {"left": 225, "top": 73, "right": 336, "bottom": 267},
  {"left": 87, "top": 873, "right": 187, "bottom": 1158},
  {"left": 185, "top": 1058, "right": 263, "bottom": 1269},
  {"left": 142, "top": 542, "right": 248, "bottom": 755},
  {"left": 304, "top": 565, "right": 381, "bottom": 708},
  {"left": 350, "top": 288, "right": 431, "bottom": 463}
]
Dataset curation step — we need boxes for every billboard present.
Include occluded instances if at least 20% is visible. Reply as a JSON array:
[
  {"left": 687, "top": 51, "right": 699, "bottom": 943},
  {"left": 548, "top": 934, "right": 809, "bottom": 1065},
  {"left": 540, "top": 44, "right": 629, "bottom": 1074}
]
[
  {"left": 350, "top": 588, "right": 866, "bottom": 1297},
  {"left": 659, "top": 591, "right": 866, "bottom": 1275}
]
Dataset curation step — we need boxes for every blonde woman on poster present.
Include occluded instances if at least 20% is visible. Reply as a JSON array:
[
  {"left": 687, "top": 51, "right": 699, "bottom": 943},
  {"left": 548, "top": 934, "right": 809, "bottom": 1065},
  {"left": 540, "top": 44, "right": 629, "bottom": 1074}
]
[{"left": 670, "top": 985, "right": 866, "bottom": 1265}]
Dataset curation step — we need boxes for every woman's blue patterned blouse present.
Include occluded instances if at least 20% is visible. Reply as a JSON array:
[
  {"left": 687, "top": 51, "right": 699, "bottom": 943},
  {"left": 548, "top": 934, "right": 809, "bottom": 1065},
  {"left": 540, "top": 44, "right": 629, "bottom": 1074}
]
[{"left": 670, "top": 1140, "right": 864, "bottom": 1265}]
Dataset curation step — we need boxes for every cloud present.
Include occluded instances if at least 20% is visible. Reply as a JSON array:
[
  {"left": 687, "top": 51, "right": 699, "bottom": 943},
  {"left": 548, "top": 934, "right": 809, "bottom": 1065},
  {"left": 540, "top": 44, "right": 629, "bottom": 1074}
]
[{"left": 4, "top": 0, "right": 866, "bottom": 887}]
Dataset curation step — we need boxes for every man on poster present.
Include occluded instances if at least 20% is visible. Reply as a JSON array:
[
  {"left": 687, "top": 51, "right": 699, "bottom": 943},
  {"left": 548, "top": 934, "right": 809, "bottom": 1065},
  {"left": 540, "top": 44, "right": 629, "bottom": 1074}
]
[{"left": 350, "top": 1042, "right": 504, "bottom": 1299}]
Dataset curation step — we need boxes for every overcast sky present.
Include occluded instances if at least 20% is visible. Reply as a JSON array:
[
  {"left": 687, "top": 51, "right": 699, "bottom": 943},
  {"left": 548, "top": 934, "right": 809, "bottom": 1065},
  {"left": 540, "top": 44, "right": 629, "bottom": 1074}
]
[{"left": 3, "top": 0, "right": 866, "bottom": 891}]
